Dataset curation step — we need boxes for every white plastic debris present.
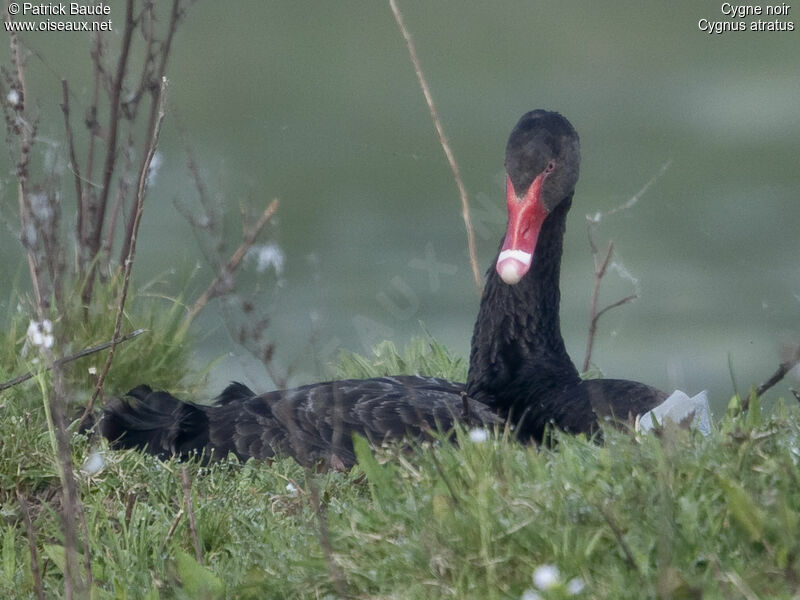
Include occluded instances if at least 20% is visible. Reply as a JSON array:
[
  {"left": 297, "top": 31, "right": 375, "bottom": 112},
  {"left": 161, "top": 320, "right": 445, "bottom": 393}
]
[
  {"left": 637, "top": 390, "right": 711, "bottom": 435},
  {"left": 81, "top": 451, "right": 106, "bottom": 476}
]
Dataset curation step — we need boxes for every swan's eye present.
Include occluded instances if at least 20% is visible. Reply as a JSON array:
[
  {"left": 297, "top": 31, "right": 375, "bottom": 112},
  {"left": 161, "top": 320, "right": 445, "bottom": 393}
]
[{"left": 544, "top": 160, "right": 556, "bottom": 174}]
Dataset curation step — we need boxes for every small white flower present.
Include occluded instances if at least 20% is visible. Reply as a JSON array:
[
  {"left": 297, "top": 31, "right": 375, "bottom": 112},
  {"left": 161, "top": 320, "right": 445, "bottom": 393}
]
[
  {"left": 285, "top": 482, "right": 298, "bottom": 495},
  {"left": 6, "top": 89, "right": 20, "bottom": 107},
  {"left": 532, "top": 564, "right": 560, "bottom": 590},
  {"left": 88, "top": 366, "right": 98, "bottom": 376},
  {"left": 566, "top": 577, "right": 585, "bottom": 595},
  {"left": 26, "top": 320, "right": 54, "bottom": 350},
  {"left": 247, "top": 242, "right": 284, "bottom": 275},
  {"left": 468, "top": 428, "right": 489, "bottom": 443}
]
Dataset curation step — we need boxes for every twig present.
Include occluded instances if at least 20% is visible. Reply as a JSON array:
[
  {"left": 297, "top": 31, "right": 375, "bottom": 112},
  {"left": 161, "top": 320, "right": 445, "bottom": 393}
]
[
  {"left": 16, "top": 489, "right": 46, "bottom": 600},
  {"left": 120, "top": 0, "right": 186, "bottom": 264},
  {"left": 388, "top": 0, "right": 482, "bottom": 294},
  {"left": 306, "top": 471, "right": 350, "bottom": 598},
  {"left": 40, "top": 348, "right": 85, "bottom": 599},
  {"left": 600, "top": 159, "right": 672, "bottom": 219},
  {"left": 754, "top": 345, "right": 800, "bottom": 399},
  {"left": 0, "top": 328, "right": 146, "bottom": 394},
  {"left": 180, "top": 198, "right": 279, "bottom": 332},
  {"left": 581, "top": 162, "right": 671, "bottom": 371},
  {"left": 597, "top": 502, "right": 641, "bottom": 574},
  {"left": 91, "top": 77, "right": 168, "bottom": 405},
  {"left": 581, "top": 231, "right": 637, "bottom": 372},
  {"left": 181, "top": 467, "right": 203, "bottom": 564},
  {"left": 61, "top": 80, "right": 85, "bottom": 254},
  {"left": 82, "top": 0, "right": 137, "bottom": 307},
  {"left": 5, "top": 2, "right": 44, "bottom": 312},
  {"left": 164, "top": 508, "right": 185, "bottom": 547}
]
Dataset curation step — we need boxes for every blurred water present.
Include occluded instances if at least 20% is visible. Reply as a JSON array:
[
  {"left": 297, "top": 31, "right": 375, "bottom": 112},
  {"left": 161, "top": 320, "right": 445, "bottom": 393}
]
[{"left": 1, "top": 1, "right": 798, "bottom": 413}]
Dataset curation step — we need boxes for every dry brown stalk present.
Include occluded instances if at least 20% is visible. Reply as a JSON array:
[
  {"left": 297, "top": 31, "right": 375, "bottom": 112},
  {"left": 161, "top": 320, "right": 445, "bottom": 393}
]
[
  {"left": 16, "top": 489, "right": 46, "bottom": 600},
  {"left": 306, "top": 472, "right": 350, "bottom": 598},
  {"left": 91, "top": 77, "right": 169, "bottom": 405},
  {"left": 180, "top": 198, "right": 280, "bottom": 332},
  {"left": 581, "top": 161, "right": 672, "bottom": 371},
  {"left": 82, "top": 0, "right": 137, "bottom": 307},
  {"left": 181, "top": 467, "right": 204, "bottom": 564},
  {"left": 388, "top": 0, "right": 482, "bottom": 294},
  {"left": 581, "top": 228, "right": 638, "bottom": 372}
]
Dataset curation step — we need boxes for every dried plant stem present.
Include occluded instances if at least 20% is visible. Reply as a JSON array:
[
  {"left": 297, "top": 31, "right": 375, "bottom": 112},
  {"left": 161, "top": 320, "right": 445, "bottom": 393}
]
[
  {"left": 181, "top": 467, "right": 203, "bottom": 563},
  {"left": 82, "top": 0, "right": 136, "bottom": 306},
  {"left": 0, "top": 329, "right": 145, "bottom": 394},
  {"left": 597, "top": 502, "right": 641, "bottom": 574},
  {"left": 16, "top": 490, "right": 46, "bottom": 600},
  {"left": 61, "top": 80, "right": 85, "bottom": 254},
  {"left": 581, "top": 162, "right": 670, "bottom": 371},
  {"left": 582, "top": 230, "right": 637, "bottom": 372},
  {"left": 740, "top": 344, "right": 800, "bottom": 410},
  {"left": 39, "top": 355, "right": 85, "bottom": 599},
  {"left": 306, "top": 472, "right": 350, "bottom": 598},
  {"left": 120, "top": 0, "right": 185, "bottom": 264},
  {"left": 388, "top": 0, "right": 482, "bottom": 294},
  {"left": 164, "top": 508, "right": 185, "bottom": 547},
  {"left": 180, "top": 198, "right": 279, "bottom": 332},
  {"left": 6, "top": 4, "right": 43, "bottom": 311},
  {"left": 91, "top": 77, "right": 168, "bottom": 405}
]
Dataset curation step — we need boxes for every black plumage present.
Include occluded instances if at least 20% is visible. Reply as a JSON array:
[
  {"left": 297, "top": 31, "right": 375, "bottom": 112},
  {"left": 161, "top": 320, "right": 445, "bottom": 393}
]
[{"left": 100, "top": 109, "right": 666, "bottom": 468}]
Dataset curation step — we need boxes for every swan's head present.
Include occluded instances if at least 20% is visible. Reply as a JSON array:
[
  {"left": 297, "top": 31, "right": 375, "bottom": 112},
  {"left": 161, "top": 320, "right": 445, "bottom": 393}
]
[{"left": 496, "top": 110, "right": 581, "bottom": 285}]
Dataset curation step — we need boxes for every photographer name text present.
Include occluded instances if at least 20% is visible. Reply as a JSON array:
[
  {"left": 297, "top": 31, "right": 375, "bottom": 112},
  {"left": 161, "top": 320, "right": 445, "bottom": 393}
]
[{"left": 10, "top": 2, "right": 110, "bottom": 16}]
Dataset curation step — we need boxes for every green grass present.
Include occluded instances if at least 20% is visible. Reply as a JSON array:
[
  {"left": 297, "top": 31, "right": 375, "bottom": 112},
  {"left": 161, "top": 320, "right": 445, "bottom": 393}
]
[{"left": 2, "top": 331, "right": 800, "bottom": 598}]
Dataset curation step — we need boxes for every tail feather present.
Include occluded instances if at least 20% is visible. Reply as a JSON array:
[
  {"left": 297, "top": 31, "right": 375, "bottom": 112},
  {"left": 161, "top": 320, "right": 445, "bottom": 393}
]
[{"left": 100, "top": 385, "right": 211, "bottom": 460}]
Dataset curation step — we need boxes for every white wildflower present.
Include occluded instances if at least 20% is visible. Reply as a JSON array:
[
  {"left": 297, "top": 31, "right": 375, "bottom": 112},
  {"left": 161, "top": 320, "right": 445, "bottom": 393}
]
[
  {"left": 285, "top": 482, "right": 298, "bottom": 495},
  {"left": 247, "top": 242, "right": 285, "bottom": 275},
  {"left": 26, "top": 319, "right": 54, "bottom": 350},
  {"left": 6, "top": 89, "right": 20, "bottom": 107},
  {"left": 532, "top": 564, "right": 560, "bottom": 590},
  {"left": 468, "top": 428, "right": 489, "bottom": 443},
  {"left": 566, "top": 577, "right": 585, "bottom": 595}
]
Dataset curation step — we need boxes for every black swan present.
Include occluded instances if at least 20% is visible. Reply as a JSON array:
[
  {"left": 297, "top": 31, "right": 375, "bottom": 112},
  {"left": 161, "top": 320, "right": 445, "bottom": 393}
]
[
  {"left": 465, "top": 110, "right": 667, "bottom": 439},
  {"left": 99, "top": 110, "right": 667, "bottom": 468}
]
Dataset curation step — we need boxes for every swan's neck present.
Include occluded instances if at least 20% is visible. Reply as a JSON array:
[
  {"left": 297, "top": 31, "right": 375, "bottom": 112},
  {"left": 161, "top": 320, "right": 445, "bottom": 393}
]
[{"left": 466, "top": 195, "right": 579, "bottom": 412}]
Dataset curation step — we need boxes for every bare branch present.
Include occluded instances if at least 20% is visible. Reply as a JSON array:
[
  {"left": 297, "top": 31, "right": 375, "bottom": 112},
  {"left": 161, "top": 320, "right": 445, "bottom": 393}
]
[
  {"left": 582, "top": 224, "right": 639, "bottom": 372},
  {"left": 181, "top": 467, "right": 203, "bottom": 564},
  {"left": 754, "top": 343, "right": 800, "bottom": 400},
  {"left": 581, "top": 161, "right": 671, "bottom": 371},
  {"left": 306, "top": 472, "right": 350, "bottom": 598},
  {"left": 16, "top": 489, "right": 46, "bottom": 600},
  {"left": 92, "top": 77, "right": 168, "bottom": 405},
  {"left": 82, "top": 0, "right": 137, "bottom": 306},
  {"left": 60, "top": 80, "right": 85, "bottom": 257},
  {"left": 597, "top": 159, "right": 672, "bottom": 220},
  {"left": 180, "top": 199, "right": 280, "bottom": 331},
  {"left": 120, "top": 0, "right": 186, "bottom": 263},
  {"left": 388, "top": 0, "right": 482, "bottom": 294}
]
